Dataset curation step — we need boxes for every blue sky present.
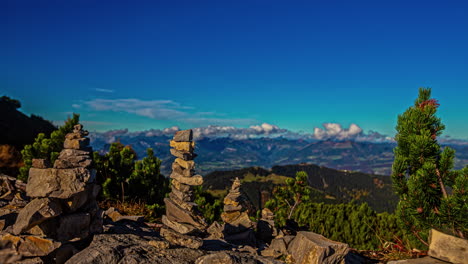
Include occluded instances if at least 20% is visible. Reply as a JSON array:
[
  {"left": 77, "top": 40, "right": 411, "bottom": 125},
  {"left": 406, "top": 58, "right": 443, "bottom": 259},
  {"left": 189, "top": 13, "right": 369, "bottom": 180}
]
[{"left": 2, "top": 0, "right": 468, "bottom": 139}]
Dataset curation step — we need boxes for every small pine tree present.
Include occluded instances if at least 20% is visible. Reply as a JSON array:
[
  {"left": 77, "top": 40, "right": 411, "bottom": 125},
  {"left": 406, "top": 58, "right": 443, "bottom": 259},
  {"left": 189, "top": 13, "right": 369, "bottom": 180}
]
[
  {"left": 127, "top": 148, "right": 169, "bottom": 213},
  {"left": 392, "top": 88, "right": 466, "bottom": 246},
  {"left": 265, "top": 171, "right": 311, "bottom": 226},
  {"left": 19, "top": 113, "right": 79, "bottom": 181},
  {"left": 193, "top": 185, "right": 223, "bottom": 224},
  {"left": 93, "top": 142, "right": 136, "bottom": 202}
]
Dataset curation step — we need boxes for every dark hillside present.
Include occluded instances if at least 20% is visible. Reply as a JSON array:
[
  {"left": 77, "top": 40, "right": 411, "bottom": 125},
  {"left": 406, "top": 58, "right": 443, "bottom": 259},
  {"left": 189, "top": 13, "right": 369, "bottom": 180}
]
[
  {"left": 0, "top": 96, "right": 56, "bottom": 148},
  {"left": 204, "top": 164, "right": 398, "bottom": 213}
]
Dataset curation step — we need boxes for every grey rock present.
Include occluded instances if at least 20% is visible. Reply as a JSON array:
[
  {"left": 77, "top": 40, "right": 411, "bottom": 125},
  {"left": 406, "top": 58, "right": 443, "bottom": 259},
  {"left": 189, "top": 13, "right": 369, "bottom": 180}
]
[
  {"left": 387, "top": 256, "right": 451, "bottom": 264},
  {"left": 63, "top": 138, "right": 90, "bottom": 150},
  {"left": 56, "top": 213, "right": 91, "bottom": 242},
  {"left": 171, "top": 185, "right": 193, "bottom": 202},
  {"left": 12, "top": 198, "right": 62, "bottom": 235},
  {"left": 65, "top": 184, "right": 100, "bottom": 212},
  {"left": 26, "top": 167, "right": 94, "bottom": 199},
  {"left": 53, "top": 149, "right": 92, "bottom": 169},
  {"left": 428, "top": 229, "right": 468, "bottom": 264},
  {"left": 162, "top": 215, "right": 200, "bottom": 235},
  {"left": 170, "top": 172, "right": 203, "bottom": 186},
  {"left": 171, "top": 179, "right": 192, "bottom": 192},
  {"left": 164, "top": 198, "right": 206, "bottom": 229},
  {"left": 65, "top": 233, "right": 205, "bottom": 264},
  {"left": 160, "top": 227, "right": 203, "bottom": 249},
  {"left": 173, "top": 129, "right": 193, "bottom": 142},
  {"left": 172, "top": 162, "right": 194, "bottom": 177},
  {"left": 31, "top": 159, "right": 51, "bottom": 169},
  {"left": 170, "top": 148, "right": 197, "bottom": 161},
  {"left": 287, "top": 231, "right": 349, "bottom": 264}
]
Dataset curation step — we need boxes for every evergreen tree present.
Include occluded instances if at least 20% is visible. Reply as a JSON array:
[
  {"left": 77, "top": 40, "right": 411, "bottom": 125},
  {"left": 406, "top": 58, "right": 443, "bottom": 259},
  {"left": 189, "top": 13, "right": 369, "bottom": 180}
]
[
  {"left": 264, "top": 171, "right": 311, "bottom": 226},
  {"left": 19, "top": 113, "right": 79, "bottom": 181},
  {"left": 128, "top": 148, "right": 170, "bottom": 211},
  {"left": 193, "top": 185, "right": 223, "bottom": 224},
  {"left": 392, "top": 88, "right": 467, "bottom": 246},
  {"left": 93, "top": 142, "right": 136, "bottom": 202}
]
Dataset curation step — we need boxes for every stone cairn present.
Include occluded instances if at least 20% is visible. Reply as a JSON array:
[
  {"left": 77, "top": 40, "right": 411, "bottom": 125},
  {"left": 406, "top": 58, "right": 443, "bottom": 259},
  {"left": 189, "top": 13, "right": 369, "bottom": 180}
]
[
  {"left": 3, "top": 124, "right": 102, "bottom": 260},
  {"left": 221, "top": 177, "right": 256, "bottom": 246},
  {"left": 160, "top": 129, "right": 207, "bottom": 249},
  {"left": 257, "top": 208, "right": 279, "bottom": 244}
]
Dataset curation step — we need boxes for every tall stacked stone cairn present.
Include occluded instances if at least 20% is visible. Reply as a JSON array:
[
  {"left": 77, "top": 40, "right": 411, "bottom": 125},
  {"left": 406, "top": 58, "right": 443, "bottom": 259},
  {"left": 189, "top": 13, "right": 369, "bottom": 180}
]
[
  {"left": 1, "top": 124, "right": 102, "bottom": 262},
  {"left": 221, "top": 177, "right": 256, "bottom": 246},
  {"left": 160, "top": 129, "right": 207, "bottom": 249}
]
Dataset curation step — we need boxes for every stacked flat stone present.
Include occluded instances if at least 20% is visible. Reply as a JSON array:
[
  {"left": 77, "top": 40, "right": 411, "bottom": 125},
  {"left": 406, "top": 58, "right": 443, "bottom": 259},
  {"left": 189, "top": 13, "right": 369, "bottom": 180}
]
[
  {"left": 257, "top": 208, "right": 279, "bottom": 243},
  {"left": 160, "top": 129, "right": 206, "bottom": 249},
  {"left": 11, "top": 124, "right": 102, "bottom": 244},
  {"left": 221, "top": 177, "right": 256, "bottom": 245}
]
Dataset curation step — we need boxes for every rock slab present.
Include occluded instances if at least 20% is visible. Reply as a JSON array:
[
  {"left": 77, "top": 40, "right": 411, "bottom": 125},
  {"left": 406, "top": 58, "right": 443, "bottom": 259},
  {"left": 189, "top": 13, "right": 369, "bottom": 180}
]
[
  {"left": 428, "top": 229, "right": 468, "bottom": 264},
  {"left": 287, "top": 231, "right": 349, "bottom": 264}
]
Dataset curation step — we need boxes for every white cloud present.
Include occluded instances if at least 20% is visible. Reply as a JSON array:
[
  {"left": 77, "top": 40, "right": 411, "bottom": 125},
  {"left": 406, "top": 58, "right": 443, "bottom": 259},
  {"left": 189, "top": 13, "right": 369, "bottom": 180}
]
[
  {"left": 313, "top": 123, "right": 363, "bottom": 140},
  {"left": 95, "top": 88, "right": 115, "bottom": 93},
  {"left": 80, "top": 98, "right": 256, "bottom": 126},
  {"left": 84, "top": 98, "right": 185, "bottom": 120}
]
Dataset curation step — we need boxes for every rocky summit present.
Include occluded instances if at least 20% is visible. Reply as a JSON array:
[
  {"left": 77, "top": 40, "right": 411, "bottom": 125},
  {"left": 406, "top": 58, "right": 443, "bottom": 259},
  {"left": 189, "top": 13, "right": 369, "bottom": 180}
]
[{"left": 5, "top": 127, "right": 456, "bottom": 263}]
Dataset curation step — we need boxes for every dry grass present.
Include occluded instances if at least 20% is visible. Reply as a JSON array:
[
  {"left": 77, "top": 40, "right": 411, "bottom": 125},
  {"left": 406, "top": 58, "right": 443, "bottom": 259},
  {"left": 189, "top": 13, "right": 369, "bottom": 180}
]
[{"left": 98, "top": 199, "right": 160, "bottom": 222}]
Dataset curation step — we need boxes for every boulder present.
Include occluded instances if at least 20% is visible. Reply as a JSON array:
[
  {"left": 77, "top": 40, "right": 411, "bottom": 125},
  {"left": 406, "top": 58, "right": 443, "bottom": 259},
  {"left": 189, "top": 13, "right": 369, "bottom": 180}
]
[
  {"left": 224, "top": 229, "right": 256, "bottom": 246},
  {"left": 65, "top": 184, "right": 100, "bottom": 212},
  {"left": 428, "top": 229, "right": 468, "bottom": 264},
  {"left": 1, "top": 233, "right": 61, "bottom": 257},
  {"left": 26, "top": 168, "right": 95, "bottom": 199},
  {"left": 287, "top": 231, "right": 349, "bottom": 264},
  {"left": 173, "top": 130, "right": 193, "bottom": 142},
  {"left": 19, "top": 236, "right": 61, "bottom": 257},
  {"left": 12, "top": 198, "right": 62, "bottom": 235},
  {"left": 65, "top": 233, "right": 205, "bottom": 264},
  {"left": 56, "top": 213, "right": 91, "bottom": 242},
  {"left": 160, "top": 227, "right": 203, "bottom": 249}
]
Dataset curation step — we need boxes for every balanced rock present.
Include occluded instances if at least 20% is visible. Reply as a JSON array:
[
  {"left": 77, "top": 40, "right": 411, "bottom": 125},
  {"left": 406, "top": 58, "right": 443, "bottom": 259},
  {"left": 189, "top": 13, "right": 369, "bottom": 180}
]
[
  {"left": 6, "top": 124, "right": 103, "bottom": 263},
  {"left": 221, "top": 178, "right": 255, "bottom": 246},
  {"left": 161, "top": 129, "right": 206, "bottom": 248}
]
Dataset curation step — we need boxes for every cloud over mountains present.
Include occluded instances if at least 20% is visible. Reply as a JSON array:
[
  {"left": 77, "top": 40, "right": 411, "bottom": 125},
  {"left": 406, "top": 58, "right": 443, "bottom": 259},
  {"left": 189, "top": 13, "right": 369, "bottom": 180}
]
[{"left": 90, "top": 122, "right": 397, "bottom": 143}]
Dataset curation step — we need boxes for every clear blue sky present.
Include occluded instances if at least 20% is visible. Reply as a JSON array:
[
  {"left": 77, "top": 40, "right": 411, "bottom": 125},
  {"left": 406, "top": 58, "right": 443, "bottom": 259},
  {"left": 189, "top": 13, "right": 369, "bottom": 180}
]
[{"left": 2, "top": 0, "right": 467, "bottom": 139}]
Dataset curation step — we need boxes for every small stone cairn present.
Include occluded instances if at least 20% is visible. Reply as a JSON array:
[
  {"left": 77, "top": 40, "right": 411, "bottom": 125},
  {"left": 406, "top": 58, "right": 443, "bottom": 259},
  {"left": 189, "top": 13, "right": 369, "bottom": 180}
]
[
  {"left": 257, "top": 208, "right": 279, "bottom": 244},
  {"left": 2, "top": 124, "right": 102, "bottom": 260},
  {"left": 221, "top": 177, "right": 256, "bottom": 245},
  {"left": 160, "top": 129, "right": 207, "bottom": 249}
]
